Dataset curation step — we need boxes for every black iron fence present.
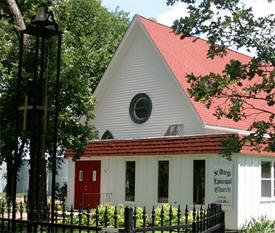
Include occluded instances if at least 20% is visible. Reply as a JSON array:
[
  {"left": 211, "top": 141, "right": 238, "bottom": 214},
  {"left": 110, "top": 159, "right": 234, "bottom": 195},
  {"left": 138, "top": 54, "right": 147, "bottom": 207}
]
[{"left": 0, "top": 201, "right": 224, "bottom": 233}]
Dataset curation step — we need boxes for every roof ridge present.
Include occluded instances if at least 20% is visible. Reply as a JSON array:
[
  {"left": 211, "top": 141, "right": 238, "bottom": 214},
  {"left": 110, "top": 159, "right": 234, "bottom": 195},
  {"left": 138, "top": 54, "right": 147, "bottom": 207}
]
[{"left": 136, "top": 14, "right": 173, "bottom": 31}]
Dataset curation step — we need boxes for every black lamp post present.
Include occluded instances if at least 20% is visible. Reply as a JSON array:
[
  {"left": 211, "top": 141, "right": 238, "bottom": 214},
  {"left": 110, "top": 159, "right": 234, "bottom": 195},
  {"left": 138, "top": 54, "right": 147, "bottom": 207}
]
[{"left": 16, "top": 3, "right": 61, "bottom": 224}]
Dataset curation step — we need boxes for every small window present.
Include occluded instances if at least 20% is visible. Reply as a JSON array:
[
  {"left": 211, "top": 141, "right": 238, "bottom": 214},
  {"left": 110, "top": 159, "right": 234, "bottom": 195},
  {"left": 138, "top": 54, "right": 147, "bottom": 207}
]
[
  {"left": 79, "top": 170, "right": 83, "bottom": 181},
  {"left": 193, "top": 160, "right": 205, "bottom": 205},
  {"left": 129, "top": 93, "right": 152, "bottom": 124},
  {"left": 261, "top": 161, "right": 273, "bottom": 198},
  {"left": 92, "top": 170, "right": 97, "bottom": 182},
  {"left": 101, "top": 130, "right": 114, "bottom": 140},
  {"left": 158, "top": 160, "right": 169, "bottom": 203},
  {"left": 164, "top": 124, "right": 184, "bottom": 136},
  {"left": 125, "top": 161, "right": 135, "bottom": 201}
]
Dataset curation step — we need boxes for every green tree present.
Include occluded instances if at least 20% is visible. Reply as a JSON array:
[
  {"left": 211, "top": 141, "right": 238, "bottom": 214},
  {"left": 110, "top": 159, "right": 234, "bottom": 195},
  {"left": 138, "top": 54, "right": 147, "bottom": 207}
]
[
  {"left": 167, "top": 0, "right": 275, "bottom": 157},
  {"left": 54, "top": 0, "right": 130, "bottom": 158},
  {"left": 0, "top": 0, "right": 129, "bottom": 207},
  {"left": 0, "top": 0, "right": 33, "bottom": 203}
]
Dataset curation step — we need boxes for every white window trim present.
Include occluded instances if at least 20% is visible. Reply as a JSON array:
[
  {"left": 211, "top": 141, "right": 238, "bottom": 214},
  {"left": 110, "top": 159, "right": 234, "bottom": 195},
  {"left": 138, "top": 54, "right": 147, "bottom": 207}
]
[{"left": 261, "top": 160, "right": 275, "bottom": 201}]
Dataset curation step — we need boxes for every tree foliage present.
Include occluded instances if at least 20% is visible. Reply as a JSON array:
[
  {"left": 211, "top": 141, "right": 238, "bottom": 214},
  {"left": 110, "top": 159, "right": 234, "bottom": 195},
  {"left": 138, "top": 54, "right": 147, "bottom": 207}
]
[
  {"left": 167, "top": 0, "right": 275, "bottom": 156},
  {"left": 53, "top": 0, "right": 130, "bottom": 158},
  {"left": 0, "top": 0, "right": 130, "bottom": 199}
]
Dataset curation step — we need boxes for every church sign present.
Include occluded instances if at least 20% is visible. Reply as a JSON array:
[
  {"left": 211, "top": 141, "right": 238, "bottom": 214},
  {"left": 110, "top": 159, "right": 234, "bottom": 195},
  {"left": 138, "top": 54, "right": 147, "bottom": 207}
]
[{"left": 212, "top": 164, "right": 233, "bottom": 208}]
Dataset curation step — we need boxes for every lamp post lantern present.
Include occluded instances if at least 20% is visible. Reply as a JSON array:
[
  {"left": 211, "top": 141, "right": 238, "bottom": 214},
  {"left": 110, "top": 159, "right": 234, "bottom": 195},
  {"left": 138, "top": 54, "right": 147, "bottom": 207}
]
[{"left": 16, "top": 3, "right": 62, "bottom": 225}]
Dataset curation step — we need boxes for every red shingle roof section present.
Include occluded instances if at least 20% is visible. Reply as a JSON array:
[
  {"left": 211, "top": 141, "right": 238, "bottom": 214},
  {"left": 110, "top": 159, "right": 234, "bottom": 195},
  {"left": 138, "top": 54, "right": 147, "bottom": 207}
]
[
  {"left": 138, "top": 16, "right": 274, "bottom": 131},
  {"left": 67, "top": 134, "right": 233, "bottom": 158}
]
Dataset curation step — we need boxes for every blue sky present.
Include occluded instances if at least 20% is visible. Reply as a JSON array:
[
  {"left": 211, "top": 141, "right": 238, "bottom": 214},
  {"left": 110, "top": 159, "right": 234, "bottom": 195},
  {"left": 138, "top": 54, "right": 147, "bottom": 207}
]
[
  {"left": 102, "top": 0, "right": 188, "bottom": 26},
  {"left": 102, "top": 0, "right": 275, "bottom": 27},
  {"left": 102, "top": 0, "right": 172, "bottom": 19}
]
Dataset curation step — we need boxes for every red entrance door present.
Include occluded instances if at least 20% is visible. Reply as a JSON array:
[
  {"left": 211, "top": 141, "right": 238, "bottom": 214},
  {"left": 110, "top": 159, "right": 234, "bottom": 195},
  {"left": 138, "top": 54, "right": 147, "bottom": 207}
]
[{"left": 74, "top": 160, "right": 101, "bottom": 209}]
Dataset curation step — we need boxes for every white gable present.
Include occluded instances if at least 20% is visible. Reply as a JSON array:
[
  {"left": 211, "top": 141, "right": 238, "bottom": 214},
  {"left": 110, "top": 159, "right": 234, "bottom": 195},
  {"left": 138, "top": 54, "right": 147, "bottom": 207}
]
[{"left": 92, "top": 19, "right": 206, "bottom": 139}]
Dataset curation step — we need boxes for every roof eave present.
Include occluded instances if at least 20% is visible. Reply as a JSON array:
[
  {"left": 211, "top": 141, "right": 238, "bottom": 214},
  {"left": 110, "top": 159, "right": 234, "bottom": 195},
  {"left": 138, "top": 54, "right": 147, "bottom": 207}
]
[{"left": 204, "top": 124, "right": 252, "bottom": 135}]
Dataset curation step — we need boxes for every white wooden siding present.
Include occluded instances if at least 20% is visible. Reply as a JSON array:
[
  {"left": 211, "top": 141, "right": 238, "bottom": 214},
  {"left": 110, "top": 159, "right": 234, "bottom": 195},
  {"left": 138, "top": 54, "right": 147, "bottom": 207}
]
[
  {"left": 237, "top": 155, "right": 275, "bottom": 228},
  {"left": 92, "top": 25, "right": 204, "bottom": 139},
  {"left": 67, "top": 155, "right": 239, "bottom": 229},
  {"left": 67, "top": 159, "right": 75, "bottom": 208}
]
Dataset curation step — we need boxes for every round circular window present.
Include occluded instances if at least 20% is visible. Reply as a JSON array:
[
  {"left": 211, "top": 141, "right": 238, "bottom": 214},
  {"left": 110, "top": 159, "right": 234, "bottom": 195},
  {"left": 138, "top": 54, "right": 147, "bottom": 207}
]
[{"left": 129, "top": 93, "right": 152, "bottom": 124}]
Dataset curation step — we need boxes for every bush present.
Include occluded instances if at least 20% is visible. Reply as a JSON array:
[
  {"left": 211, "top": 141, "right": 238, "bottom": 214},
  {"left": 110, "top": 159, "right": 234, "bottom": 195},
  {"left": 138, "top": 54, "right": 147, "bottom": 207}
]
[
  {"left": 64, "top": 204, "right": 125, "bottom": 227},
  {"left": 64, "top": 203, "right": 197, "bottom": 228},
  {"left": 153, "top": 204, "right": 195, "bottom": 225},
  {"left": 239, "top": 216, "right": 275, "bottom": 233}
]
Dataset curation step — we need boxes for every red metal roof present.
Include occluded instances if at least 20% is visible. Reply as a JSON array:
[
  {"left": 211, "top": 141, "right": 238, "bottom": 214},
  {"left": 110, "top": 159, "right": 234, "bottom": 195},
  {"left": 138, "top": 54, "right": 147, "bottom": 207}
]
[
  {"left": 138, "top": 16, "right": 274, "bottom": 131},
  {"left": 67, "top": 134, "right": 232, "bottom": 157}
]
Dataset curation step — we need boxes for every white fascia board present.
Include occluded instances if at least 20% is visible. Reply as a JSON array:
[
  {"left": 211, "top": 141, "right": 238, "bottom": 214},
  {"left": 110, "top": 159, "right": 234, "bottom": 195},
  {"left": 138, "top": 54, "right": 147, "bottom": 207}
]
[
  {"left": 136, "top": 18, "right": 204, "bottom": 129},
  {"left": 204, "top": 124, "right": 252, "bottom": 135},
  {"left": 205, "top": 124, "right": 272, "bottom": 140},
  {"left": 93, "top": 16, "right": 140, "bottom": 101}
]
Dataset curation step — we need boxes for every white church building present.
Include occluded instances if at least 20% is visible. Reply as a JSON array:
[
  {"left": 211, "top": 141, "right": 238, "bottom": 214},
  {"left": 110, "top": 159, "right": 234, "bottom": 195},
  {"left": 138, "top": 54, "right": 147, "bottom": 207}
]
[{"left": 66, "top": 16, "right": 275, "bottom": 230}]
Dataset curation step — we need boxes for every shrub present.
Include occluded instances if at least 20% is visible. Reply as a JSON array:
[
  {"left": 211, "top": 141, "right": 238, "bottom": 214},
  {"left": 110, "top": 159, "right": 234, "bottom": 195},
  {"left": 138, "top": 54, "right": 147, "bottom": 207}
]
[
  {"left": 153, "top": 204, "right": 195, "bottom": 225},
  {"left": 239, "top": 216, "right": 275, "bottom": 233},
  {"left": 64, "top": 204, "right": 125, "bottom": 227}
]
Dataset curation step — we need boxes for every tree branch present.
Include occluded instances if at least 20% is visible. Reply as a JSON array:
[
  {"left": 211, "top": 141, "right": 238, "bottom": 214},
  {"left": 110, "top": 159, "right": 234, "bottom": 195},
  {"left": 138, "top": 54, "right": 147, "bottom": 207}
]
[
  {"left": 212, "top": 94, "right": 275, "bottom": 118},
  {"left": 3, "top": 0, "right": 26, "bottom": 40},
  {"left": 242, "top": 101, "right": 275, "bottom": 117},
  {"left": 212, "top": 90, "right": 273, "bottom": 103},
  {"left": 228, "top": 2, "right": 274, "bottom": 66}
]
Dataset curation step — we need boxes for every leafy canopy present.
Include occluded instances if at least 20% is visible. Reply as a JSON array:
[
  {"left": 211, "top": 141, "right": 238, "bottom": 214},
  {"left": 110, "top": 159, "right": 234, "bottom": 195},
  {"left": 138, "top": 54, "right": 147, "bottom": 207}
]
[
  {"left": 0, "top": 0, "right": 130, "bottom": 164},
  {"left": 54, "top": 0, "right": 130, "bottom": 158},
  {"left": 167, "top": 0, "right": 274, "bottom": 157}
]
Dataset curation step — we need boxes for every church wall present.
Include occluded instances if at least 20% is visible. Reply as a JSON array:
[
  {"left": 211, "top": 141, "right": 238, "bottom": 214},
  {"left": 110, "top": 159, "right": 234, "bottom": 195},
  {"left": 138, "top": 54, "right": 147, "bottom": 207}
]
[
  {"left": 92, "top": 25, "right": 205, "bottom": 140},
  {"left": 68, "top": 154, "right": 275, "bottom": 229},
  {"left": 67, "top": 154, "right": 240, "bottom": 230}
]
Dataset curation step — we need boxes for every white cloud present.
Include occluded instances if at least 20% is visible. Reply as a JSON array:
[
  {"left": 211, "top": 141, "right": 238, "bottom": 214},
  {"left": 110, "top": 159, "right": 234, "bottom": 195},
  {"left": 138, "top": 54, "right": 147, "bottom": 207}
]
[
  {"left": 156, "top": 2, "right": 189, "bottom": 26},
  {"left": 243, "top": 0, "right": 275, "bottom": 18}
]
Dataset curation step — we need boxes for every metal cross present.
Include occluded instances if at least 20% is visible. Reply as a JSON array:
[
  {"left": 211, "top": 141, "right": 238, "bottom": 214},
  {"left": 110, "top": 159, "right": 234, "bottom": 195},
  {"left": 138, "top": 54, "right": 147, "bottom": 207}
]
[
  {"left": 18, "top": 96, "right": 33, "bottom": 130},
  {"left": 37, "top": 96, "right": 54, "bottom": 132},
  {"left": 18, "top": 95, "right": 54, "bottom": 131}
]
